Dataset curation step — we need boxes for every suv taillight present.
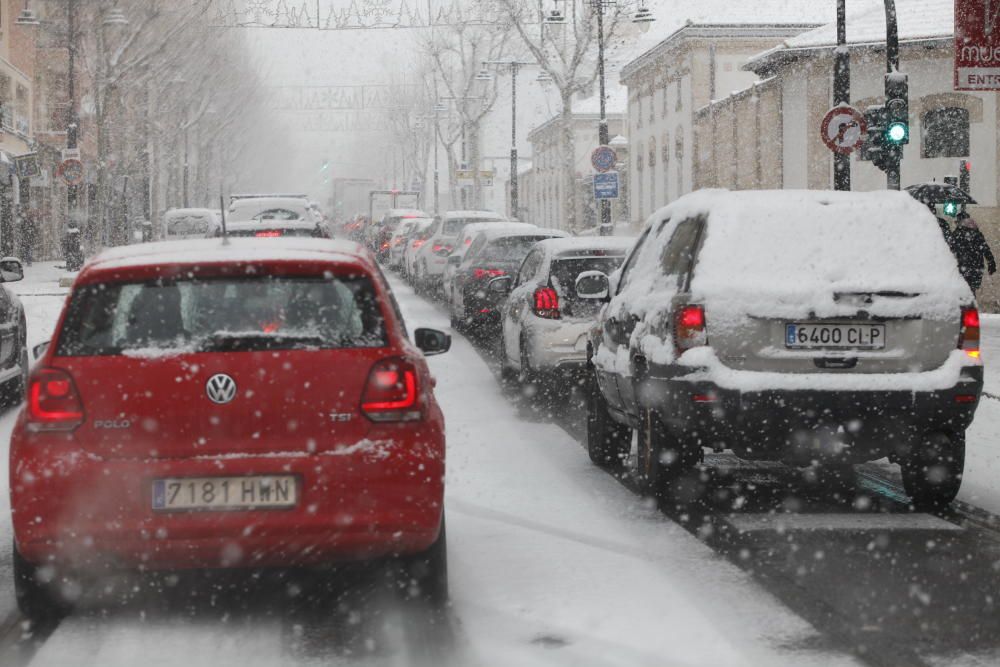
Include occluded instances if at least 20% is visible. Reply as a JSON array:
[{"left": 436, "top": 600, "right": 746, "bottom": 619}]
[
  {"left": 473, "top": 268, "right": 506, "bottom": 280},
  {"left": 255, "top": 230, "right": 283, "bottom": 238},
  {"left": 674, "top": 305, "right": 707, "bottom": 355},
  {"left": 533, "top": 287, "right": 560, "bottom": 320},
  {"left": 432, "top": 244, "right": 453, "bottom": 256},
  {"left": 960, "top": 307, "right": 980, "bottom": 359},
  {"left": 28, "top": 368, "right": 84, "bottom": 431},
  {"left": 361, "top": 358, "right": 422, "bottom": 422}
]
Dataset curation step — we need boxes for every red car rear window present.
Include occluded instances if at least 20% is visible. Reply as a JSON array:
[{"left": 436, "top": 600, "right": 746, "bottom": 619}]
[{"left": 56, "top": 275, "right": 388, "bottom": 356}]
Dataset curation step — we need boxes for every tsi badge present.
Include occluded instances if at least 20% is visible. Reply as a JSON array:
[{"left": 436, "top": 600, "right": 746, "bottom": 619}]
[{"left": 329, "top": 412, "right": 354, "bottom": 423}]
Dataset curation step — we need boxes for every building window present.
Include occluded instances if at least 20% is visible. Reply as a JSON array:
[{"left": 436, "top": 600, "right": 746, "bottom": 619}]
[
  {"left": 921, "top": 107, "right": 970, "bottom": 158},
  {"left": 661, "top": 132, "right": 670, "bottom": 164},
  {"left": 636, "top": 94, "right": 642, "bottom": 128},
  {"left": 648, "top": 89, "right": 655, "bottom": 124},
  {"left": 662, "top": 80, "right": 669, "bottom": 118},
  {"left": 14, "top": 84, "right": 28, "bottom": 136},
  {"left": 636, "top": 143, "right": 644, "bottom": 172},
  {"left": 676, "top": 78, "right": 684, "bottom": 112},
  {"left": 675, "top": 127, "right": 684, "bottom": 160}
]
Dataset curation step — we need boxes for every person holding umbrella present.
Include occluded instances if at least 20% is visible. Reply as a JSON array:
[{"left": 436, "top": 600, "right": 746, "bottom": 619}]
[{"left": 950, "top": 210, "right": 996, "bottom": 293}]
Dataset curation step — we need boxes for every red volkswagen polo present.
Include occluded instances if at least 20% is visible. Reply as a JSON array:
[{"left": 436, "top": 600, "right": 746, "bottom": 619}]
[{"left": 10, "top": 238, "right": 450, "bottom": 620}]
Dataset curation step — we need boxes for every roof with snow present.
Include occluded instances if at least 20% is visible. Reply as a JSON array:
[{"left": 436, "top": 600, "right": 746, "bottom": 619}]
[
  {"left": 620, "top": 21, "right": 820, "bottom": 82},
  {"left": 83, "top": 238, "right": 369, "bottom": 274},
  {"left": 747, "top": 0, "right": 953, "bottom": 73}
]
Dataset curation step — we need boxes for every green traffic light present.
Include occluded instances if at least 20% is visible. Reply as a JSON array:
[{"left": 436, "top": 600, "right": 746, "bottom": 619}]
[{"left": 886, "top": 122, "right": 908, "bottom": 144}]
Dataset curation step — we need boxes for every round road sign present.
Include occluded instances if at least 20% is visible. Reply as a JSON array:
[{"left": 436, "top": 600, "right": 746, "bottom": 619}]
[
  {"left": 591, "top": 145, "right": 617, "bottom": 173},
  {"left": 57, "top": 158, "right": 84, "bottom": 186},
  {"left": 820, "top": 105, "right": 867, "bottom": 155}
]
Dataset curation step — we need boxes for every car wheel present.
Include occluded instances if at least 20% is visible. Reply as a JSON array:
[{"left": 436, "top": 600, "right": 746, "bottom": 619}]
[
  {"left": 901, "top": 431, "right": 965, "bottom": 511},
  {"left": 499, "top": 337, "right": 517, "bottom": 387},
  {"left": 391, "top": 519, "right": 448, "bottom": 607},
  {"left": 586, "top": 369, "right": 631, "bottom": 468},
  {"left": 13, "top": 542, "right": 73, "bottom": 623},
  {"left": 637, "top": 408, "right": 702, "bottom": 501},
  {"left": 2, "top": 332, "right": 28, "bottom": 408}
]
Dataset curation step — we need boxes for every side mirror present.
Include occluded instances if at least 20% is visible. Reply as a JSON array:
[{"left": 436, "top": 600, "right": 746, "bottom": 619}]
[
  {"left": 0, "top": 257, "right": 23, "bottom": 283},
  {"left": 447, "top": 254, "right": 462, "bottom": 265},
  {"left": 33, "top": 341, "right": 50, "bottom": 359},
  {"left": 414, "top": 327, "right": 451, "bottom": 356},
  {"left": 488, "top": 276, "right": 513, "bottom": 294},
  {"left": 575, "top": 270, "right": 610, "bottom": 300}
]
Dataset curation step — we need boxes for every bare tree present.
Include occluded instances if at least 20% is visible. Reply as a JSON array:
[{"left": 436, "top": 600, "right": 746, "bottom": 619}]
[
  {"left": 498, "top": 0, "right": 629, "bottom": 230},
  {"left": 422, "top": 3, "right": 516, "bottom": 209}
]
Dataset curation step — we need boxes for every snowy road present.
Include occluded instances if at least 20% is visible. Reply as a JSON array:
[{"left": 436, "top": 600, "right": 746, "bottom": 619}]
[{"left": 2, "top": 263, "right": 1000, "bottom": 666}]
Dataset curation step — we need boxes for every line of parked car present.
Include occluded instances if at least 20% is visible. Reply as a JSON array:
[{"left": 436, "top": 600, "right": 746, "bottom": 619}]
[{"left": 373, "top": 190, "right": 984, "bottom": 514}]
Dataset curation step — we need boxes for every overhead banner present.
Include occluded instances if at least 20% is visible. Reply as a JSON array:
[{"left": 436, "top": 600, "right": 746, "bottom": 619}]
[{"left": 955, "top": 0, "right": 1000, "bottom": 90}]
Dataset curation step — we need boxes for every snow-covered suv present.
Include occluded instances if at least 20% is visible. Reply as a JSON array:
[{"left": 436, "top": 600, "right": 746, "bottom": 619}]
[{"left": 582, "top": 190, "right": 982, "bottom": 510}]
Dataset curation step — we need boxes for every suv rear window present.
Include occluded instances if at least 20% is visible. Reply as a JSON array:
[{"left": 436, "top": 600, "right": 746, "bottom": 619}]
[
  {"left": 444, "top": 217, "right": 501, "bottom": 236},
  {"left": 482, "top": 236, "right": 551, "bottom": 262},
  {"left": 57, "top": 275, "right": 387, "bottom": 356}
]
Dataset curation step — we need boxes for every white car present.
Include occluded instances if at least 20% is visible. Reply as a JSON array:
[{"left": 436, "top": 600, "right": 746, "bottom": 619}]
[
  {"left": 227, "top": 197, "right": 315, "bottom": 223},
  {"left": 403, "top": 219, "right": 436, "bottom": 280},
  {"left": 495, "top": 237, "right": 634, "bottom": 384},
  {"left": 163, "top": 208, "right": 218, "bottom": 240},
  {"left": 389, "top": 217, "right": 432, "bottom": 269},
  {"left": 411, "top": 210, "right": 505, "bottom": 292},
  {"left": 443, "top": 221, "right": 536, "bottom": 304}
]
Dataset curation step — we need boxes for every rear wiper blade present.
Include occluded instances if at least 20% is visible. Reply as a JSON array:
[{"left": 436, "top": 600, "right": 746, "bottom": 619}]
[{"left": 199, "top": 332, "right": 327, "bottom": 351}]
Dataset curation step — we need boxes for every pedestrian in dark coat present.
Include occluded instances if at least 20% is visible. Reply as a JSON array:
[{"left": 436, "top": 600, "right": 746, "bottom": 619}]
[
  {"left": 950, "top": 211, "right": 996, "bottom": 292},
  {"left": 929, "top": 203, "right": 951, "bottom": 242}
]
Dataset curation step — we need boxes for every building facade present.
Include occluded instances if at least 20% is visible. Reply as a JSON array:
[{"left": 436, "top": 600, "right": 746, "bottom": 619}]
[
  {"left": 619, "top": 22, "right": 817, "bottom": 227},
  {"left": 693, "top": 0, "right": 1000, "bottom": 308},
  {"left": 518, "top": 111, "right": 625, "bottom": 231}
]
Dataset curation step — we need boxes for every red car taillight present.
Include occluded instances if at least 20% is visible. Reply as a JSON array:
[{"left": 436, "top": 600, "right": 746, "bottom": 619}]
[
  {"left": 255, "top": 230, "right": 283, "bottom": 238},
  {"left": 533, "top": 287, "right": 560, "bottom": 320},
  {"left": 473, "top": 268, "right": 506, "bottom": 280},
  {"left": 674, "top": 305, "right": 707, "bottom": 355},
  {"left": 960, "top": 306, "right": 980, "bottom": 359},
  {"left": 432, "top": 244, "right": 453, "bottom": 256},
  {"left": 412, "top": 239, "right": 426, "bottom": 249},
  {"left": 361, "top": 358, "right": 421, "bottom": 422},
  {"left": 28, "top": 368, "right": 84, "bottom": 431}
]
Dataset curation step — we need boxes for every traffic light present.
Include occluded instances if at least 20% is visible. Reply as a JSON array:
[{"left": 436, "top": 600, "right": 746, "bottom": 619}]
[
  {"left": 861, "top": 105, "right": 889, "bottom": 170},
  {"left": 943, "top": 201, "right": 960, "bottom": 216},
  {"left": 884, "top": 73, "right": 909, "bottom": 146}
]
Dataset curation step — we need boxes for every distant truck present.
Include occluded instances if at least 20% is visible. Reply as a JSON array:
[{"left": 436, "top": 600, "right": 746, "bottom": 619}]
[
  {"left": 369, "top": 190, "right": 421, "bottom": 226},
  {"left": 332, "top": 178, "right": 376, "bottom": 221}
]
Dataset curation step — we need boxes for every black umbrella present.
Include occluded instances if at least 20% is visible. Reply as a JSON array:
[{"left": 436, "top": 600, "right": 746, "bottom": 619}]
[{"left": 905, "top": 183, "right": 977, "bottom": 205}]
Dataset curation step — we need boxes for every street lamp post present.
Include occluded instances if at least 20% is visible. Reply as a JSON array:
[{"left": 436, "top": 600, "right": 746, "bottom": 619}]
[
  {"left": 480, "top": 60, "right": 535, "bottom": 220},
  {"left": 833, "top": 0, "right": 850, "bottom": 191}
]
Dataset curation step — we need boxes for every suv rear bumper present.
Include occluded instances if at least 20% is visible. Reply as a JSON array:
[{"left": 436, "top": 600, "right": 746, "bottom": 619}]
[
  {"left": 11, "top": 430, "right": 445, "bottom": 571},
  {"left": 638, "top": 365, "right": 983, "bottom": 463}
]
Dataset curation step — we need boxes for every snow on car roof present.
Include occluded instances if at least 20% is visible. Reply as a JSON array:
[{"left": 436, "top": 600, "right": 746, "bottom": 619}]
[
  {"left": 228, "top": 197, "right": 309, "bottom": 212},
  {"left": 537, "top": 236, "right": 635, "bottom": 256},
  {"left": 84, "top": 238, "right": 368, "bottom": 273},
  {"left": 383, "top": 208, "right": 429, "bottom": 218},
  {"left": 662, "top": 189, "right": 970, "bottom": 319},
  {"left": 479, "top": 228, "right": 569, "bottom": 241},
  {"left": 442, "top": 210, "right": 505, "bottom": 219},
  {"left": 165, "top": 207, "right": 217, "bottom": 219}
]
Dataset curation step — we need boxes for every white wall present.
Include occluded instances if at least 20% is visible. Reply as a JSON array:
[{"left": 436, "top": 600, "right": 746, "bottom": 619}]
[{"left": 781, "top": 75, "right": 809, "bottom": 189}]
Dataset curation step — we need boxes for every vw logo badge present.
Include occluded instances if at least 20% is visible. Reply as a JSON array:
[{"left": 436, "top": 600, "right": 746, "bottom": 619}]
[{"left": 205, "top": 373, "right": 237, "bottom": 404}]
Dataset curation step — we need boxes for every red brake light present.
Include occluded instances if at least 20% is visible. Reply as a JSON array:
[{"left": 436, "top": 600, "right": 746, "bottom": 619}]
[
  {"left": 413, "top": 239, "right": 426, "bottom": 248},
  {"left": 675, "top": 305, "right": 707, "bottom": 355},
  {"left": 28, "top": 368, "right": 84, "bottom": 431},
  {"left": 960, "top": 306, "right": 980, "bottom": 358},
  {"left": 432, "top": 244, "right": 454, "bottom": 256},
  {"left": 465, "top": 238, "right": 472, "bottom": 245},
  {"left": 533, "top": 287, "right": 560, "bottom": 319},
  {"left": 473, "top": 268, "right": 506, "bottom": 280},
  {"left": 361, "top": 358, "right": 421, "bottom": 422},
  {"left": 255, "top": 230, "right": 283, "bottom": 238}
]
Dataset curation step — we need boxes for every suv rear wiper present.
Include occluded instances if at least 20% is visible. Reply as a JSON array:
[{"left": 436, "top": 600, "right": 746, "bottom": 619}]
[{"left": 199, "top": 332, "right": 327, "bottom": 352}]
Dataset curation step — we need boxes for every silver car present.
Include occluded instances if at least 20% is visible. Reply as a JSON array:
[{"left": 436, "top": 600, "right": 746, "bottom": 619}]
[
  {"left": 495, "top": 237, "right": 634, "bottom": 384},
  {"left": 411, "top": 210, "right": 505, "bottom": 292},
  {"left": 443, "top": 221, "right": 537, "bottom": 305}
]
